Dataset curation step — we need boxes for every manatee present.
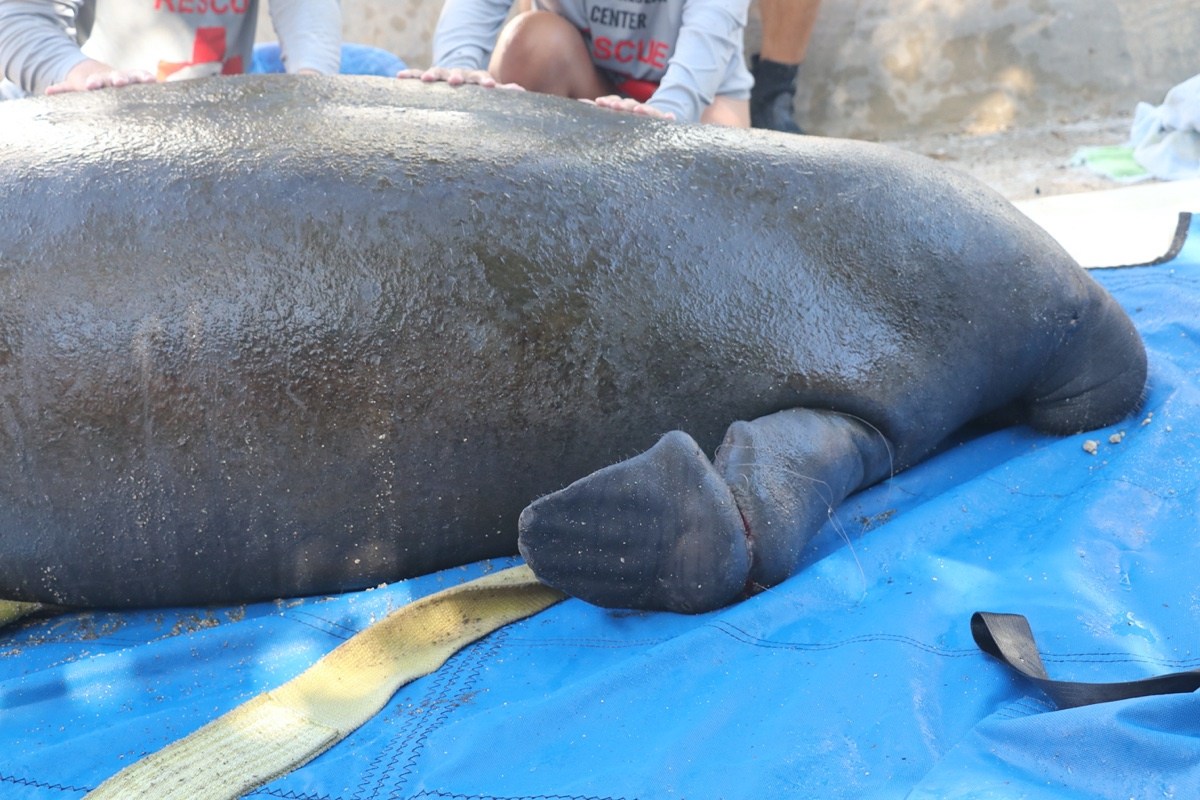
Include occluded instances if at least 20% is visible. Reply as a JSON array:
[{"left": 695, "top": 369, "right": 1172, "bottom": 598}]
[{"left": 0, "top": 76, "right": 1145, "bottom": 611}]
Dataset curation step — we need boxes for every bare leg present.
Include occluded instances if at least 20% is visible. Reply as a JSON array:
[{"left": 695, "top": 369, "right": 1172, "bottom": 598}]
[
  {"left": 702, "top": 95, "right": 751, "bottom": 127},
  {"left": 518, "top": 407, "right": 894, "bottom": 613},
  {"left": 751, "top": 0, "right": 822, "bottom": 133},
  {"left": 489, "top": 11, "right": 614, "bottom": 99},
  {"left": 758, "top": 0, "right": 821, "bottom": 64},
  {"left": 499, "top": 7, "right": 746, "bottom": 126}
]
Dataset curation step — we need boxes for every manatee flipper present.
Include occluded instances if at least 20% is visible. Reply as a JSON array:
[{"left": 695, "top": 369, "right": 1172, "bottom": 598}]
[
  {"left": 518, "top": 431, "right": 752, "bottom": 613},
  {"left": 714, "top": 409, "right": 895, "bottom": 591},
  {"left": 518, "top": 409, "right": 895, "bottom": 613},
  {"left": 1023, "top": 282, "right": 1148, "bottom": 434}
]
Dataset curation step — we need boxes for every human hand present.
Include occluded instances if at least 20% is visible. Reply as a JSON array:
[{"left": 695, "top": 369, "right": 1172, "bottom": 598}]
[
  {"left": 45, "top": 59, "right": 155, "bottom": 95},
  {"left": 582, "top": 95, "right": 676, "bottom": 121},
  {"left": 396, "top": 66, "right": 523, "bottom": 91}
]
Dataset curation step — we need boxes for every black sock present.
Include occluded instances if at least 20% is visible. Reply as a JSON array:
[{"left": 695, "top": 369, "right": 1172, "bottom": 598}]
[{"left": 750, "top": 55, "right": 803, "bottom": 134}]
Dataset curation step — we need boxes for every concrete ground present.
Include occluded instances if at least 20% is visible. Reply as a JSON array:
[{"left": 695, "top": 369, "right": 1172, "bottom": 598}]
[{"left": 880, "top": 114, "right": 1133, "bottom": 201}]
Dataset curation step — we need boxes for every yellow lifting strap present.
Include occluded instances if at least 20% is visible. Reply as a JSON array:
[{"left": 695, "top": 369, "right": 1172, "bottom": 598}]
[
  {"left": 83, "top": 564, "right": 566, "bottom": 800},
  {"left": 0, "top": 599, "right": 42, "bottom": 630}
]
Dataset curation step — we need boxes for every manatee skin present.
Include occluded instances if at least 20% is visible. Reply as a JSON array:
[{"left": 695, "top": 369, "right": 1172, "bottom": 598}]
[{"left": 0, "top": 76, "right": 1145, "bottom": 608}]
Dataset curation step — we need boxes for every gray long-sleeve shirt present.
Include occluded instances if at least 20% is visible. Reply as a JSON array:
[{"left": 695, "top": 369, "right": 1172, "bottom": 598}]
[
  {"left": 432, "top": 0, "right": 752, "bottom": 124},
  {"left": 0, "top": 0, "right": 340, "bottom": 95}
]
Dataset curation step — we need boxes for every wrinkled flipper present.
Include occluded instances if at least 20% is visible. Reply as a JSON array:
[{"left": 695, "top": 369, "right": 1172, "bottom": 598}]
[
  {"left": 518, "top": 409, "right": 895, "bottom": 613},
  {"left": 715, "top": 409, "right": 894, "bottom": 590},
  {"left": 518, "top": 431, "right": 750, "bottom": 613},
  {"left": 1024, "top": 282, "right": 1148, "bottom": 434}
]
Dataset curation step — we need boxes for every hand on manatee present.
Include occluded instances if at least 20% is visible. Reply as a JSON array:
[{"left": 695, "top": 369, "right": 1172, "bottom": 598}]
[
  {"left": 397, "top": 66, "right": 525, "bottom": 92},
  {"left": 582, "top": 94, "right": 676, "bottom": 121},
  {"left": 46, "top": 59, "right": 155, "bottom": 95}
]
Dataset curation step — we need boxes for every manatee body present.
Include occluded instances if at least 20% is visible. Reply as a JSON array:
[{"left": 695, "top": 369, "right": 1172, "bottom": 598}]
[{"left": 0, "top": 76, "right": 1145, "bottom": 609}]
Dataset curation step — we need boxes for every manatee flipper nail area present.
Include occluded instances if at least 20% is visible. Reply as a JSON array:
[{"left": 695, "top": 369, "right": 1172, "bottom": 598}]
[{"left": 0, "top": 76, "right": 1146, "bottom": 611}]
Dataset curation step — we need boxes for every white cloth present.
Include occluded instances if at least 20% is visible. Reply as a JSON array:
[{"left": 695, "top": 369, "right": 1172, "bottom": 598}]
[{"left": 1130, "top": 72, "right": 1200, "bottom": 181}]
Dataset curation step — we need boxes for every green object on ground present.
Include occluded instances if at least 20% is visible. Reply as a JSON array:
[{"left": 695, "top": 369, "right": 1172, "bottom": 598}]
[{"left": 1071, "top": 144, "right": 1152, "bottom": 182}]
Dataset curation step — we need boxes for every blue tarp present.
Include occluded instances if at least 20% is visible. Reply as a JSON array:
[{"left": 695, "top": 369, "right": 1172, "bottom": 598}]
[
  {"left": 2, "top": 214, "right": 1199, "bottom": 799},
  {"left": 250, "top": 43, "right": 406, "bottom": 78}
]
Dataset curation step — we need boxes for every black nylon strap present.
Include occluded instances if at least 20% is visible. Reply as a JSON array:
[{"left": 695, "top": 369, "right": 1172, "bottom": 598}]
[{"left": 971, "top": 611, "right": 1200, "bottom": 709}]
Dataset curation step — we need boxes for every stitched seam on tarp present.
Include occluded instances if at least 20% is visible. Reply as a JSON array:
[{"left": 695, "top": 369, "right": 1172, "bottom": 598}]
[
  {"left": 278, "top": 610, "right": 363, "bottom": 641},
  {"left": 251, "top": 788, "right": 338, "bottom": 799},
  {"left": 709, "top": 620, "right": 979, "bottom": 657},
  {"left": 388, "top": 649, "right": 473, "bottom": 796},
  {"left": 409, "top": 792, "right": 632, "bottom": 800},
  {"left": 0, "top": 772, "right": 93, "bottom": 794},
  {"left": 714, "top": 623, "right": 1200, "bottom": 667},
  {"left": 345, "top": 652, "right": 459, "bottom": 800},
  {"left": 387, "top": 630, "right": 505, "bottom": 798},
  {"left": 339, "top": 628, "right": 509, "bottom": 800},
  {"left": 1038, "top": 652, "right": 1200, "bottom": 667},
  {"left": 992, "top": 696, "right": 1057, "bottom": 719},
  {"left": 500, "top": 637, "right": 669, "bottom": 650}
]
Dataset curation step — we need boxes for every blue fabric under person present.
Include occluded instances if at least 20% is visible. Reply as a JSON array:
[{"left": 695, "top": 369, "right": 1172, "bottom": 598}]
[{"left": 252, "top": 42, "right": 406, "bottom": 77}]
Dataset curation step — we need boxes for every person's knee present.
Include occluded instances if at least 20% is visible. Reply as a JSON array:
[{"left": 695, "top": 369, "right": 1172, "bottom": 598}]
[{"left": 491, "top": 10, "right": 593, "bottom": 92}]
